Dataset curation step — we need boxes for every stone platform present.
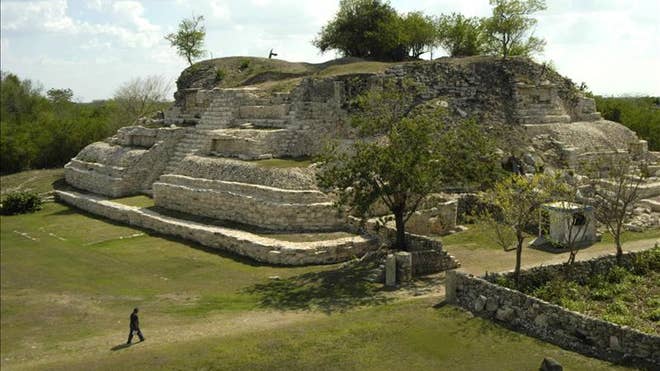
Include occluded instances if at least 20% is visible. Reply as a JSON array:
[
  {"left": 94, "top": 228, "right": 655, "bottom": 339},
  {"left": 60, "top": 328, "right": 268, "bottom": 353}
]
[{"left": 56, "top": 189, "right": 376, "bottom": 265}]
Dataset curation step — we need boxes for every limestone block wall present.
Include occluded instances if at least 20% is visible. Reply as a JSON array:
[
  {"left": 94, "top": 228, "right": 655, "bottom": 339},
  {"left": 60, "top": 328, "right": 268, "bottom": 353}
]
[
  {"left": 153, "top": 156, "right": 344, "bottom": 231},
  {"left": 65, "top": 127, "right": 185, "bottom": 197},
  {"left": 56, "top": 189, "right": 376, "bottom": 265},
  {"left": 205, "top": 129, "right": 311, "bottom": 160},
  {"left": 446, "top": 252, "right": 660, "bottom": 367}
]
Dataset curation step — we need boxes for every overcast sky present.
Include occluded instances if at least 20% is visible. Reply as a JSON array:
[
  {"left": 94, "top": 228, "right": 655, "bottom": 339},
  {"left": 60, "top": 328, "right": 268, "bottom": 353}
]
[{"left": 1, "top": 0, "right": 658, "bottom": 101}]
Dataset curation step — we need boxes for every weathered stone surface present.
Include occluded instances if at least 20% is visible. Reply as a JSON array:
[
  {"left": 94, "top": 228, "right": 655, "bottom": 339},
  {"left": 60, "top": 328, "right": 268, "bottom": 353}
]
[
  {"left": 540, "top": 357, "right": 563, "bottom": 371},
  {"left": 56, "top": 189, "right": 376, "bottom": 266},
  {"left": 385, "top": 254, "right": 396, "bottom": 287},
  {"left": 446, "top": 252, "right": 660, "bottom": 368}
]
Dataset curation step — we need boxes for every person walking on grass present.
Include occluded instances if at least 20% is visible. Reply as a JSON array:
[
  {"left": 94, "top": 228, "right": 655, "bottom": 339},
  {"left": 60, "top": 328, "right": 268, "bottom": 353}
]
[{"left": 127, "top": 307, "right": 145, "bottom": 344}]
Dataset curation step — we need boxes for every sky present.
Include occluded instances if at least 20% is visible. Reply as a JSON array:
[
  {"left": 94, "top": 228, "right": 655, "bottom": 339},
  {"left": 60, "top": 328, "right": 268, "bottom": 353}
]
[{"left": 1, "top": 0, "right": 659, "bottom": 102}]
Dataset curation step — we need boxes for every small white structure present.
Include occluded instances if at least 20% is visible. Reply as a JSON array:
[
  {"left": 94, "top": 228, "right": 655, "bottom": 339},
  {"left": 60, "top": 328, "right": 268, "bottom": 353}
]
[{"left": 533, "top": 202, "right": 598, "bottom": 248}]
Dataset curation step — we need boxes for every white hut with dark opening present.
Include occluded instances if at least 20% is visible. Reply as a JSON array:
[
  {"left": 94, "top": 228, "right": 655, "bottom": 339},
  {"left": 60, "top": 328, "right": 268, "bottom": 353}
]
[{"left": 533, "top": 202, "right": 598, "bottom": 248}]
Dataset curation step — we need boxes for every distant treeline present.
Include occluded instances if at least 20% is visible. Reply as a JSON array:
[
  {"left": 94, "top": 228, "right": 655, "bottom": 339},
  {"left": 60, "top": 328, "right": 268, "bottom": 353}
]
[
  {"left": 594, "top": 96, "right": 660, "bottom": 151},
  {"left": 1, "top": 72, "right": 170, "bottom": 175}
]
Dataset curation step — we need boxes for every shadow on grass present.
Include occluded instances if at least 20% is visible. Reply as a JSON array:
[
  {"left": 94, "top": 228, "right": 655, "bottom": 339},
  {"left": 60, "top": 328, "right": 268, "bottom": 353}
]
[
  {"left": 244, "top": 263, "right": 391, "bottom": 314},
  {"left": 110, "top": 343, "right": 131, "bottom": 351}
]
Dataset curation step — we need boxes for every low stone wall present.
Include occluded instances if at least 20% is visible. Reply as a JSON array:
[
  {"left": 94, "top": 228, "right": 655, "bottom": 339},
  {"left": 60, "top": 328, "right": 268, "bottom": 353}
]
[
  {"left": 56, "top": 190, "right": 376, "bottom": 265},
  {"left": 355, "top": 217, "right": 461, "bottom": 276},
  {"left": 446, "top": 254, "right": 660, "bottom": 367}
]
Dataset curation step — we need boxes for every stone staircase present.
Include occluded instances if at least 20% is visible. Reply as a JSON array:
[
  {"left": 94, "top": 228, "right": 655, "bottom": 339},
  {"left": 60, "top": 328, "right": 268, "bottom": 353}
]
[{"left": 162, "top": 91, "right": 243, "bottom": 174}]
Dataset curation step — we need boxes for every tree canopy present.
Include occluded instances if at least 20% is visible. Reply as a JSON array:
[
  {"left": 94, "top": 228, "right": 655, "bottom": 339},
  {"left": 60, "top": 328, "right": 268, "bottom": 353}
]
[
  {"left": 165, "top": 15, "right": 207, "bottom": 65},
  {"left": 483, "top": 0, "right": 547, "bottom": 58},
  {"left": 317, "top": 81, "right": 500, "bottom": 250},
  {"left": 435, "top": 13, "right": 486, "bottom": 57},
  {"left": 313, "top": 0, "right": 437, "bottom": 61}
]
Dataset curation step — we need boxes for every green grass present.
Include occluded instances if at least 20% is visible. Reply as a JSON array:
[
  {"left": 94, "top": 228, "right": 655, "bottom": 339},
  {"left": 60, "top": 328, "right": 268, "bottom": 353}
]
[
  {"left": 315, "top": 61, "right": 397, "bottom": 78},
  {"left": 0, "top": 169, "right": 634, "bottom": 369},
  {"left": 440, "top": 222, "right": 511, "bottom": 250},
  {"left": 0, "top": 168, "right": 64, "bottom": 195},
  {"left": 39, "top": 299, "right": 625, "bottom": 371},
  {"left": 521, "top": 248, "right": 660, "bottom": 334},
  {"left": 111, "top": 195, "right": 155, "bottom": 208}
]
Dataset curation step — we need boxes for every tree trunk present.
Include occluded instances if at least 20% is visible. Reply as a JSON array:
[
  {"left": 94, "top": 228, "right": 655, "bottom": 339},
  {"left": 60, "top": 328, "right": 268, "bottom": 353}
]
[
  {"left": 615, "top": 224, "right": 623, "bottom": 264},
  {"left": 514, "top": 232, "right": 524, "bottom": 287},
  {"left": 394, "top": 210, "right": 407, "bottom": 251}
]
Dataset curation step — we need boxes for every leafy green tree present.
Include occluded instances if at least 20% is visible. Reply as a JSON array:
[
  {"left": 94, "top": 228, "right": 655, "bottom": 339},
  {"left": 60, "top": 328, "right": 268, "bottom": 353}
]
[
  {"left": 318, "top": 82, "right": 499, "bottom": 250},
  {"left": 313, "top": 0, "right": 404, "bottom": 61},
  {"left": 46, "top": 88, "right": 74, "bottom": 104},
  {"left": 482, "top": 174, "right": 560, "bottom": 285},
  {"left": 595, "top": 96, "right": 660, "bottom": 151},
  {"left": 435, "top": 13, "right": 486, "bottom": 57},
  {"left": 483, "top": 0, "right": 546, "bottom": 59},
  {"left": 165, "top": 15, "right": 207, "bottom": 65},
  {"left": 400, "top": 12, "right": 438, "bottom": 59}
]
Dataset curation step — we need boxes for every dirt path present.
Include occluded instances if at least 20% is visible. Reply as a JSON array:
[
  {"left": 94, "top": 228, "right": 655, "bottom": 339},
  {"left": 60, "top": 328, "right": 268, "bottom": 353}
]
[
  {"left": 6, "top": 310, "right": 323, "bottom": 371},
  {"left": 446, "top": 237, "right": 659, "bottom": 276}
]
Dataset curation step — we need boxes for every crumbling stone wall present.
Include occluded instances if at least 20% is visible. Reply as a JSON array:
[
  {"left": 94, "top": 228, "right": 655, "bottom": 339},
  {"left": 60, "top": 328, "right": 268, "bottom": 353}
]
[
  {"left": 446, "top": 252, "right": 660, "bottom": 367},
  {"left": 64, "top": 126, "right": 185, "bottom": 197}
]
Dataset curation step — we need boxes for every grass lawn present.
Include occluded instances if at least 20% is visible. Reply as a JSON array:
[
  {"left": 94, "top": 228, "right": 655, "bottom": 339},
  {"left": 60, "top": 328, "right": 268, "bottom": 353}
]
[
  {"left": 0, "top": 169, "right": 64, "bottom": 195},
  {"left": 0, "top": 170, "right": 634, "bottom": 369}
]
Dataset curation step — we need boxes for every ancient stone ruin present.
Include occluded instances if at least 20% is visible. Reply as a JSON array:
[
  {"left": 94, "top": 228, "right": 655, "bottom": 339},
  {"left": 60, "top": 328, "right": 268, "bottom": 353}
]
[{"left": 59, "top": 56, "right": 660, "bottom": 265}]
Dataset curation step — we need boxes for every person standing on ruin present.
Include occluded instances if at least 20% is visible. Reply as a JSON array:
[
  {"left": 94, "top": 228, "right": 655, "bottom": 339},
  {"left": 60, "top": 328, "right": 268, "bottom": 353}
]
[{"left": 126, "top": 307, "right": 145, "bottom": 344}]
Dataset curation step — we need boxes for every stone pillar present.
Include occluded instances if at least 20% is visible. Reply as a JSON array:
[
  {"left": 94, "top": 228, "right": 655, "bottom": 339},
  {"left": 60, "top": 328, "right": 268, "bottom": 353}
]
[
  {"left": 445, "top": 270, "right": 457, "bottom": 304},
  {"left": 396, "top": 251, "right": 412, "bottom": 283},
  {"left": 385, "top": 254, "right": 396, "bottom": 287}
]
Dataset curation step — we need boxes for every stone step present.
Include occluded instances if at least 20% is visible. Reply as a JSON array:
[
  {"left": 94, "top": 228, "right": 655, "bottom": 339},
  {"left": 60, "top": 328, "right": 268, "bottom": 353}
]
[
  {"left": 518, "top": 114, "right": 572, "bottom": 124},
  {"left": 231, "top": 119, "right": 289, "bottom": 129}
]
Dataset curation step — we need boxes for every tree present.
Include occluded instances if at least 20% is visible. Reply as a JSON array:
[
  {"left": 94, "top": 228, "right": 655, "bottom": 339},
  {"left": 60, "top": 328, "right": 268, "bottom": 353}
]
[
  {"left": 585, "top": 156, "right": 646, "bottom": 262},
  {"left": 46, "top": 88, "right": 74, "bottom": 104},
  {"left": 435, "top": 13, "right": 486, "bottom": 57},
  {"left": 318, "top": 81, "right": 499, "bottom": 250},
  {"left": 483, "top": 0, "right": 546, "bottom": 59},
  {"left": 113, "top": 75, "right": 170, "bottom": 125},
  {"left": 400, "top": 12, "right": 438, "bottom": 59},
  {"left": 482, "top": 174, "right": 559, "bottom": 285},
  {"left": 165, "top": 15, "right": 207, "bottom": 65},
  {"left": 313, "top": 0, "right": 404, "bottom": 61}
]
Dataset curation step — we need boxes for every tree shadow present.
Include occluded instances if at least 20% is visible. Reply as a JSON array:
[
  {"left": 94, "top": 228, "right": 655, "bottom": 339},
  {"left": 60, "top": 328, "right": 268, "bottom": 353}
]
[
  {"left": 110, "top": 343, "right": 131, "bottom": 351},
  {"left": 244, "top": 262, "right": 391, "bottom": 314}
]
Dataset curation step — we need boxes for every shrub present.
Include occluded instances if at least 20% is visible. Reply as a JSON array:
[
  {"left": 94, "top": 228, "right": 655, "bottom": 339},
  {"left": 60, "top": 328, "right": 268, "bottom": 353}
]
[
  {"left": 215, "top": 68, "right": 226, "bottom": 82},
  {"left": 1, "top": 191, "right": 42, "bottom": 215},
  {"left": 239, "top": 59, "right": 250, "bottom": 71}
]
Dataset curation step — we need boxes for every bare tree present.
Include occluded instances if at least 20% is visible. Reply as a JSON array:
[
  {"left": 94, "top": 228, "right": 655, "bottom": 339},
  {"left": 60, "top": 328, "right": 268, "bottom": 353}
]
[
  {"left": 482, "top": 174, "right": 560, "bottom": 285},
  {"left": 113, "top": 75, "right": 171, "bottom": 125},
  {"left": 585, "top": 155, "right": 646, "bottom": 263}
]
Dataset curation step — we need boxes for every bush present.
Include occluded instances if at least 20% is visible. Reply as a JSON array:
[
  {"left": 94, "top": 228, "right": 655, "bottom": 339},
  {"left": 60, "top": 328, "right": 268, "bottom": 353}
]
[
  {"left": 215, "top": 68, "right": 226, "bottom": 82},
  {"left": 1, "top": 191, "right": 42, "bottom": 215},
  {"left": 239, "top": 59, "right": 250, "bottom": 71}
]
